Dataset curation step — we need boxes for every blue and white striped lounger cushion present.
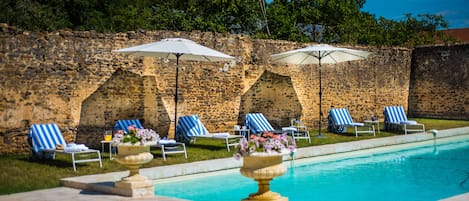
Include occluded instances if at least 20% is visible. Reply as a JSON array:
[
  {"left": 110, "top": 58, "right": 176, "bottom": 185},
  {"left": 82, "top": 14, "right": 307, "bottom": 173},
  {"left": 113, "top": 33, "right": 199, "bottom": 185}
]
[
  {"left": 245, "top": 113, "right": 275, "bottom": 134},
  {"left": 384, "top": 106, "right": 416, "bottom": 124},
  {"left": 176, "top": 115, "right": 209, "bottom": 143},
  {"left": 29, "top": 123, "right": 66, "bottom": 153},
  {"left": 329, "top": 108, "right": 364, "bottom": 127},
  {"left": 114, "top": 119, "right": 144, "bottom": 133}
]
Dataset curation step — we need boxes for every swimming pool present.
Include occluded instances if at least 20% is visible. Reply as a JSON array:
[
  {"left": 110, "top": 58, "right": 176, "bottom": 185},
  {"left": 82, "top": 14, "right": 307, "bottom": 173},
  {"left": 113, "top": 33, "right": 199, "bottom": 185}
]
[{"left": 154, "top": 136, "right": 469, "bottom": 201}]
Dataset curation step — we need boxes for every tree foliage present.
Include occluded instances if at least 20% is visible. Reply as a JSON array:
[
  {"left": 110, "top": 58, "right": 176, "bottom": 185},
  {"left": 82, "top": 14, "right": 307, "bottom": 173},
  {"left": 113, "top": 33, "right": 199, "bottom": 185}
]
[{"left": 0, "top": 0, "right": 453, "bottom": 46}]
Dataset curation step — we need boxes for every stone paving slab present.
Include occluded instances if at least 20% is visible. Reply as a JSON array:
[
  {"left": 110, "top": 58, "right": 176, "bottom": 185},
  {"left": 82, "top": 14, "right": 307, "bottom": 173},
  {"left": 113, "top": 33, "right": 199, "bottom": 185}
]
[
  {"left": 0, "top": 187, "right": 187, "bottom": 201},
  {"left": 1, "top": 127, "right": 468, "bottom": 201}
]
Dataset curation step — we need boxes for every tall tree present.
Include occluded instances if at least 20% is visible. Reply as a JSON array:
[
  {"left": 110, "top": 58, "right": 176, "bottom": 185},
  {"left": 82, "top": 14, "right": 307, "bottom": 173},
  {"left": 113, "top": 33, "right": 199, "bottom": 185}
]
[{"left": 0, "top": 0, "right": 452, "bottom": 46}]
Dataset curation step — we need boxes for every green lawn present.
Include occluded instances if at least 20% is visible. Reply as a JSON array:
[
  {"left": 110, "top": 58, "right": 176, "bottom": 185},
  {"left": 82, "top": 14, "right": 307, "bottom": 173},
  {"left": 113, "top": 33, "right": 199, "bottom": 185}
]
[{"left": 1, "top": 118, "right": 468, "bottom": 195}]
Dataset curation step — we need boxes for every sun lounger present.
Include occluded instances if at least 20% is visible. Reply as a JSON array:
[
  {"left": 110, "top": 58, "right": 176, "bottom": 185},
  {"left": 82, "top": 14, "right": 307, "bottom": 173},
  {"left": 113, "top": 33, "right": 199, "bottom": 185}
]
[
  {"left": 327, "top": 108, "right": 375, "bottom": 137},
  {"left": 151, "top": 139, "right": 188, "bottom": 160},
  {"left": 113, "top": 119, "right": 144, "bottom": 133},
  {"left": 29, "top": 123, "right": 102, "bottom": 172},
  {"left": 113, "top": 119, "right": 187, "bottom": 159},
  {"left": 245, "top": 113, "right": 275, "bottom": 134},
  {"left": 176, "top": 115, "right": 241, "bottom": 151},
  {"left": 383, "top": 106, "right": 425, "bottom": 135}
]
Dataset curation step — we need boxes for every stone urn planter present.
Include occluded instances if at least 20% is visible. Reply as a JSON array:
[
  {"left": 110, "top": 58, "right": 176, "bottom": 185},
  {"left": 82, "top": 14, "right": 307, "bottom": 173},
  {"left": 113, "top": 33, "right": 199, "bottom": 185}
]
[
  {"left": 240, "top": 153, "right": 288, "bottom": 201},
  {"left": 114, "top": 145, "right": 154, "bottom": 197}
]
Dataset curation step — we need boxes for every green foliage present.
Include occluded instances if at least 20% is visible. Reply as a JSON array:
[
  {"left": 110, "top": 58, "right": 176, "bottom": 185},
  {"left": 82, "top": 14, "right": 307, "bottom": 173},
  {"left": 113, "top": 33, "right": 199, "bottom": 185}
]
[
  {"left": 0, "top": 0, "right": 453, "bottom": 46},
  {"left": 0, "top": 0, "right": 71, "bottom": 31}
]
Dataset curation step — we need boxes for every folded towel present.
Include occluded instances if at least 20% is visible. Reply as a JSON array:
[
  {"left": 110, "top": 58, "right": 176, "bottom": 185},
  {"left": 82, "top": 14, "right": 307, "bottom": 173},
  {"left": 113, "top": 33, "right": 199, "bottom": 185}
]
[
  {"left": 401, "top": 120, "right": 418, "bottom": 125},
  {"left": 64, "top": 143, "right": 89, "bottom": 152},
  {"left": 350, "top": 123, "right": 365, "bottom": 126},
  {"left": 282, "top": 127, "right": 297, "bottom": 132},
  {"left": 212, "top": 133, "right": 230, "bottom": 138},
  {"left": 56, "top": 144, "right": 64, "bottom": 150},
  {"left": 159, "top": 139, "right": 177, "bottom": 144}
]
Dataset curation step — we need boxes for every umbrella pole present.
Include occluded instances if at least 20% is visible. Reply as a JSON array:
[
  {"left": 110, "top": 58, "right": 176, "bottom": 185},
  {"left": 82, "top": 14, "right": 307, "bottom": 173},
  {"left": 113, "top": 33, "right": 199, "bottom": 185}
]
[
  {"left": 315, "top": 59, "right": 326, "bottom": 138},
  {"left": 174, "top": 54, "right": 181, "bottom": 139}
]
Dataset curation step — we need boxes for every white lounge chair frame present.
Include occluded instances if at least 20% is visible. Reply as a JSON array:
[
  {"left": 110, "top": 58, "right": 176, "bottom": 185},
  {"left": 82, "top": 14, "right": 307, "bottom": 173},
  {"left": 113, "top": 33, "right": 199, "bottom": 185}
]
[
  {"left": 328, "top": 108, "right": 376, "bottom": 138},
  {"left": 29, "top": 123, "right": 102, "bottom": 172},
  {"left": 176, "top": 115, "right": 241, "bottom": 151},
  {"left": 151, "top": 142, "right": 188, "bottom": 160},
  {"left": 384, "top": 106, "right": 425, "bottom": 135}
]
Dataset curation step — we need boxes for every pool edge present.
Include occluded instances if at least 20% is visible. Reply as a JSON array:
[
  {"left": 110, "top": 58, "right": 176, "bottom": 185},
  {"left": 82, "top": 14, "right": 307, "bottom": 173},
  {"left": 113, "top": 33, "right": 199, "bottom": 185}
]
[{"left": 60, "top": 127, "right": 469, "bottom": 199}]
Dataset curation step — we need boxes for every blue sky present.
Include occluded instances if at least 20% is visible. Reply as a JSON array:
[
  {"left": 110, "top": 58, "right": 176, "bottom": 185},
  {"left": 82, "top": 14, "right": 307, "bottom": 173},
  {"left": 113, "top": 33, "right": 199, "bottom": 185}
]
[
  {"left": 361, "top": 0, "right": 469, "bottom": 29},
  {"left": 265, "top": 0, "right": 469, "bottom": 29}
]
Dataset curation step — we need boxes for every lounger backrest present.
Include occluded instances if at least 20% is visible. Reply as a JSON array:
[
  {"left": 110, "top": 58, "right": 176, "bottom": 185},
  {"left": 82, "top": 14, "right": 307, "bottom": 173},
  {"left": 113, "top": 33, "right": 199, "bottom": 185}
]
[
  {"left": 176, "top": 115, "right": 209, "bottom": 142},
  {"left": 245, "top": 113, "right": 275, "bottom": 134},
  {"left": 329, "top": 108, "right": 354, "bottom": 126},
  {"left": 29, "top": 123, "right": 66, "bottom": 153},
  {"left": 384, "top": 106, "right": 408, "bottom": 123},
  {"left": 114, "top": 119, "right": 144, "bottom": 133}
]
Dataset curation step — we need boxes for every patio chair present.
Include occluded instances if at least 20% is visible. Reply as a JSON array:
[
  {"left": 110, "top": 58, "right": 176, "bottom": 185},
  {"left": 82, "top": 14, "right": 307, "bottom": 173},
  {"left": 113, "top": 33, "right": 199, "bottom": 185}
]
[
  {"left": 175, "top": 115, "right": 241, "bottom": 151},
  {"left": 327, "top": 108, "right": 375, "bottom": 137},
  {"left": 29, "top": 123, "right": 102, "bottom": 172},
  {"left": 383, "top": 106, "right": 425, "bottom": 135},
  {"left": 288, "top": 119, "right": 311, "bottom": 143},
  {"left": 113, "top": 119, "right": 144, "bottom": 133},
  {"left": 244, "top": 113, "right": 275, "bottom": 135}
]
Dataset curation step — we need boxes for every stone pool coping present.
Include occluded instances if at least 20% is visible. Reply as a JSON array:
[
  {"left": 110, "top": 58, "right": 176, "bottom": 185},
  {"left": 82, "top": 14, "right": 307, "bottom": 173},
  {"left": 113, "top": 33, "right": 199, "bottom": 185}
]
[{"left": 58, "top": 127, "right": 469, "bottom": 199}]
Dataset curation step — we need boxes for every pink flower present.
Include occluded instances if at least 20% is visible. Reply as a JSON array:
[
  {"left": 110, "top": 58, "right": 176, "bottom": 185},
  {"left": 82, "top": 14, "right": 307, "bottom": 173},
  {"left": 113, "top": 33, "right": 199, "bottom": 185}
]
[{"left": 233, "top": 131, "right": 296, "bottom": 160}]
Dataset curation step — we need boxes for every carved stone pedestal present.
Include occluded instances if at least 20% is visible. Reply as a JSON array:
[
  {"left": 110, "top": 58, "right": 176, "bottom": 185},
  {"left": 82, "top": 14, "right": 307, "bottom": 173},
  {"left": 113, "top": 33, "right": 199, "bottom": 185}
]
[
  {"left": 240, "top": 154, "right": 288, "bottom": 201},
  {"left": 114, "top": 145, "right": 154, "bottom": 198}
]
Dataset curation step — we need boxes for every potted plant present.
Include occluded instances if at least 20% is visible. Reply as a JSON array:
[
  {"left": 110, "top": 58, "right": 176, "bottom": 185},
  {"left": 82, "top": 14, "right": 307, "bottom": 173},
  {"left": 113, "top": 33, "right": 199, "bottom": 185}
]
[
  {"left": 234, "top": 131, "right": 295, "bottom": 201},
  {"left": 112, "top": 126, "right": 159, "bottom": 197}
]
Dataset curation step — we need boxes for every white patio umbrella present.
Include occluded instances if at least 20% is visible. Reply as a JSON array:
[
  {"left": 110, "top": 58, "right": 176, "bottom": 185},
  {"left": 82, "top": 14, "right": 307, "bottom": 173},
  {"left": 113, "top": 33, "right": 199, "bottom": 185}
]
[
  {"left": 114, "top": 38, "right": 235, "bottom": 136},
  {"left": 271, "top": 44, "right": 372, "bottom": 138}
]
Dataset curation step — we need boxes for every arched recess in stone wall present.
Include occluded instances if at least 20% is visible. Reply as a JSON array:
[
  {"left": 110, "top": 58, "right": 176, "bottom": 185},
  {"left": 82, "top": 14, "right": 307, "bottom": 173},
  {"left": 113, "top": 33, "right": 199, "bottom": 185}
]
[
  {"left": 238, "top": 71, "right": 302, "bottom": 128},
  {"left": 76, "top": 68, "right": 170, "bottom": 147}
]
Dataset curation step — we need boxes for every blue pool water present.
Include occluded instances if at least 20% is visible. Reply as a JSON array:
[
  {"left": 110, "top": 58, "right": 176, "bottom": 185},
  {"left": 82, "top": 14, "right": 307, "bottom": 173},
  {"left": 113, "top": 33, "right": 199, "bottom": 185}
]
[{"left": 155, "top": 137, "right": 469, "bottom": 201}]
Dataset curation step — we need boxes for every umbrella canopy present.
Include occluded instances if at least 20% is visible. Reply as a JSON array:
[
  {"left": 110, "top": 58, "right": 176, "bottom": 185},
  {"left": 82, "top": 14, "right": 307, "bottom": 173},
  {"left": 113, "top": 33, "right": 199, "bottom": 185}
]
[
  {"left": 115, "top": 38, "right": 235, "bottom": 62},
  {"left": 115, "top": 38, "right": 235, "bottom": 137},
  {"left": 271, "top": 44, "right": 371, "bottom": 65},
  {"left": 271, "top": 44, "right": 372, "bottom": 137}
]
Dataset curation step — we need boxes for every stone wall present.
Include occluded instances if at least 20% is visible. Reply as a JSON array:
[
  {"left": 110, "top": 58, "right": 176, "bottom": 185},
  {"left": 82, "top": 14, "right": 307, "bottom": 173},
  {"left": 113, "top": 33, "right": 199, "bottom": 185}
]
[
  {"left": 408, "top": 44, "right": 469, "bottom": 119},
  {"left": 0, "top": 24, "right": 414, "bottom": 154}
]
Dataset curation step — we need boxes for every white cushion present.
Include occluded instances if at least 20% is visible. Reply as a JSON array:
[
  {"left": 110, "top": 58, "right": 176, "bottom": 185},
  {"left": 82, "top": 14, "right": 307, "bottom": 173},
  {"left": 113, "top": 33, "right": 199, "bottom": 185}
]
[
  {"left": 159, "top": 139, "right": 177, "bottom": 144},
  {"left": 212, "top": 133, "right": 230, "bottom": 138},
  {"left": 401, "top": 120, "right": 417, "bottom": 125}
]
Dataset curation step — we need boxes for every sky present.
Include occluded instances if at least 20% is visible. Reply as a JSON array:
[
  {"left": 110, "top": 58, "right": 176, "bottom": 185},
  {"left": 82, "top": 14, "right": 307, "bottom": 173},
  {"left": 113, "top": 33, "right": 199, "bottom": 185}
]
[
  {"left": 265, "top": 0, "right": 469, "bottom": 29},
  {"left": 361, "top": 0, "right": 469, "bottom": 29}
]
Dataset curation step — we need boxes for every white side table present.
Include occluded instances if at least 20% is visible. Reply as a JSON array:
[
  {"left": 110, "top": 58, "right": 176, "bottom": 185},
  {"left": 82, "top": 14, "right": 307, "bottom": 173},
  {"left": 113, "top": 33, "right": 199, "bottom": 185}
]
[
  {"left": 101, "top": 140, "right": 114, "bottom": 160},
  {"left": 364, "top": 120, "right": 380, "bottom": 134}
]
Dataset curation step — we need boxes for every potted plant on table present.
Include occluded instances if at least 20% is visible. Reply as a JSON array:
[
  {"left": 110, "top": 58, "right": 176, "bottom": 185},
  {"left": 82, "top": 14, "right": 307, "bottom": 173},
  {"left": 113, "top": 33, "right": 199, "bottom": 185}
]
[
  {"left": 112, "top": 126, "right": 160, "bottom": 197},
  {"left": 234, "top": 131, "right": 296, "bottom": 201}
]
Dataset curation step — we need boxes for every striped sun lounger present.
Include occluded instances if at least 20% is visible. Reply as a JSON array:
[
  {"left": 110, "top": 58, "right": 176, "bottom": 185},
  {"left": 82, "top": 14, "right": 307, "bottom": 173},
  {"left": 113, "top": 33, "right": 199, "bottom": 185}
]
[
  {"left": 384, "top": 106, "right": 425, "bottom": 135},
  {"left": 29, "top": 123, "right": 102, "bottom": 172},
  {"left": 113, "top": 119, "right": 144, "bottom": 133},
  {"left": 245, "top": 113, "right": 275, "bottom": 135},
  {"left": 327, "top": 108, "right": 375, "bottom": 137},
  {"left": 113, "top": 119, "right": 187, "bottom": 160},
  {"left": 176, "top": 115, "right": 241, "bottom": 151}
]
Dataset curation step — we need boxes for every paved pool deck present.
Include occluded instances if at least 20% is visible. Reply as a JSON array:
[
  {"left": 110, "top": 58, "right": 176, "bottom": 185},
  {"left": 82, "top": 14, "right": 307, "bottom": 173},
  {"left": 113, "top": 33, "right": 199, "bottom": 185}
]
[{"left": 1, "top": 127, "right": 469, "bottom": 201}]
